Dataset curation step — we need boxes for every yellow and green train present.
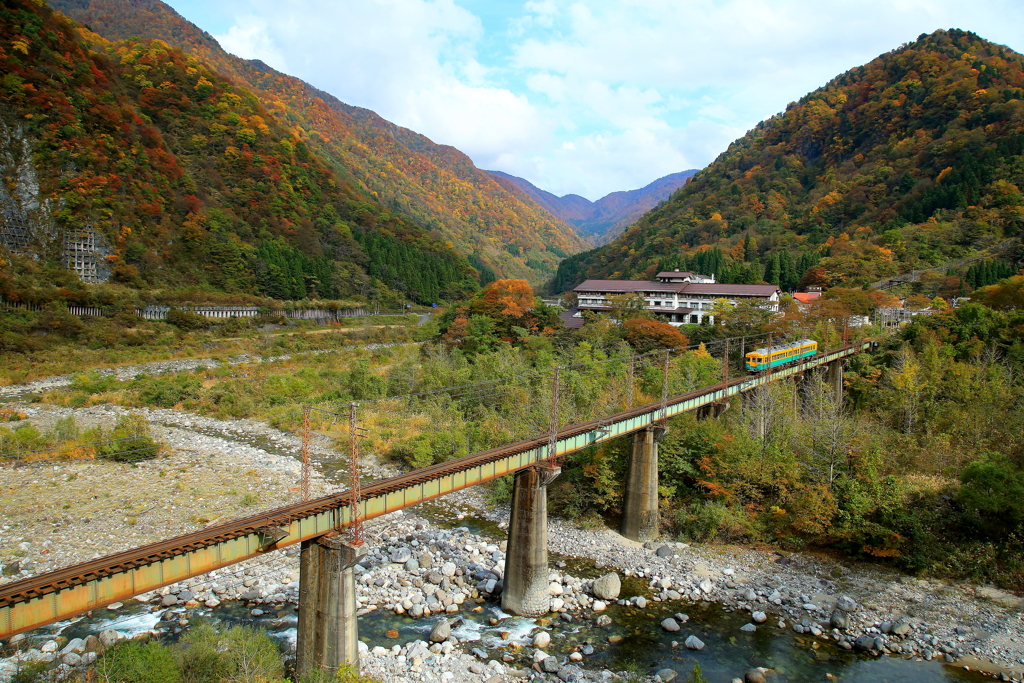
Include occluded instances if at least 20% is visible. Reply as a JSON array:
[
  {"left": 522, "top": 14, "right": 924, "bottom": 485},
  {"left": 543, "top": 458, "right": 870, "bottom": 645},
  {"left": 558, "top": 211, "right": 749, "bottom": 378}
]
[{"left": 745, "top": 339, "right": 818, "bottom": 372}]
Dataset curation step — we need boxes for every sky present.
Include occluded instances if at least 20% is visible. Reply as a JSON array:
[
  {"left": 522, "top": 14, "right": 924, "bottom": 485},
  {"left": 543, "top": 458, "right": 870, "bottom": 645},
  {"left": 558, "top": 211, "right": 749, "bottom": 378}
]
[{"left": 163, "top": 0, "right": 1024, "bottom": 201}]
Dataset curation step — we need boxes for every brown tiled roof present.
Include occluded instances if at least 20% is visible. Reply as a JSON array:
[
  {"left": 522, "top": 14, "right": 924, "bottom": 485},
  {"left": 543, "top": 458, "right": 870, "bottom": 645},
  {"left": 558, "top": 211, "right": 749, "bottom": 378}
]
[
  {"left": 574, "top": 280, "right": 684, "bottom": 293},
  {"left": 558, "top": 307, "right": 586, "bottom": 329},
  {"left": 681, "top": 283, "right": 781, "bottom": 296}
]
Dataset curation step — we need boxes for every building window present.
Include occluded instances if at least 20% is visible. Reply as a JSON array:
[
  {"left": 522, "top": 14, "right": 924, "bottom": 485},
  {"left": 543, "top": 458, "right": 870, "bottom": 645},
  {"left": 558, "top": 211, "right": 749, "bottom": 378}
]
[{"left": 690, "top": 315, "right": 699, "bottom": 324}]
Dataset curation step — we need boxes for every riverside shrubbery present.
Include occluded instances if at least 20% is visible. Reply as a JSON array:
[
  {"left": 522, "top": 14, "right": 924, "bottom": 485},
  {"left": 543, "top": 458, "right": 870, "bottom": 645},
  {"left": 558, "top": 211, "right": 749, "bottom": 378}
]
[
  {"left": 78, "top": 623, "right": 379, "bottom": 683},
  {"left": 0, "top": 414, "right": 161, "bottom": 463}
]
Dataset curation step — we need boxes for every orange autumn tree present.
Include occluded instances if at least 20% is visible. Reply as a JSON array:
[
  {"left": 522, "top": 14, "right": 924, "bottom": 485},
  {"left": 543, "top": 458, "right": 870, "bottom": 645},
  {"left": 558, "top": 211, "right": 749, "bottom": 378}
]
[
  {"left": 472, "top": 279, "right": 536, "bottom": 319},
  {"left": 441, "top": 279, "right": 562, "bottom": 351},
  {"left": 623, "top": 318, "right": 689, "bottom": 353},
  {"left": 975, "top": 276, "right": 1024, "bottom": 311}
]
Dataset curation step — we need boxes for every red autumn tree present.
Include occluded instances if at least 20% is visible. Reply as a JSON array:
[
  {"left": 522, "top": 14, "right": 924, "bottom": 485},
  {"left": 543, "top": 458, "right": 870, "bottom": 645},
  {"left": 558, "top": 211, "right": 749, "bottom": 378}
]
[{"left": 623, "top": 318, "right": 689, "bottom": 352}]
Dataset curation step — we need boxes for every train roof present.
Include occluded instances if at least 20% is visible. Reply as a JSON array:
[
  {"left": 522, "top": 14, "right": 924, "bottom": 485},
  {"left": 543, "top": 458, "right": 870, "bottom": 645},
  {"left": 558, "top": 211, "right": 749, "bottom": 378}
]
[{"left": 748, "top": 338, "right": 817, "bottom": 355}]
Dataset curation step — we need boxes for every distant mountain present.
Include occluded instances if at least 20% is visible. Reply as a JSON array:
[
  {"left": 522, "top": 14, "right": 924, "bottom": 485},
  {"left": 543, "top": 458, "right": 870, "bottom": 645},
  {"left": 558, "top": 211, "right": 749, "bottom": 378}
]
[
  {"left": 488, "top": 170, "right": 697, "bottom": 246},
  {"left": 50, "top": 0, "right": 587, "bottom": 285},
  {"left": 553, "top": 29, "right": 1024, "bottom": 293}
]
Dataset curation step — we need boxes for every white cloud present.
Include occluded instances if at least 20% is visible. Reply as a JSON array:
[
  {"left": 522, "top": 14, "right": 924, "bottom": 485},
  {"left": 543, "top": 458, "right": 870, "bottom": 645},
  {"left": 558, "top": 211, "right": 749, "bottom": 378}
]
[
  {"left": 207, "top": 0, "right": 550, "bottom": 166},
  {"left": 496, "top": 0, "right": 1024, "bottom": 196},
  {"left": 506, "top": 119, "right": 745, "bottom": 199},
  {"left": 170, "top": 0, "right": 1024, "bottom": 199},
  {"left": 215, "top": 18, "right": 288, "bottom": 69}
]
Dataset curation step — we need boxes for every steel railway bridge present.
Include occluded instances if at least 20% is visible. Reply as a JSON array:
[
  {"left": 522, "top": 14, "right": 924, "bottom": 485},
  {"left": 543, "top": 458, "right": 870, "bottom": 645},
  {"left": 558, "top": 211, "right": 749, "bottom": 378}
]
[{"left": 0, "top": 341, "right": 871, "bottom": 671}]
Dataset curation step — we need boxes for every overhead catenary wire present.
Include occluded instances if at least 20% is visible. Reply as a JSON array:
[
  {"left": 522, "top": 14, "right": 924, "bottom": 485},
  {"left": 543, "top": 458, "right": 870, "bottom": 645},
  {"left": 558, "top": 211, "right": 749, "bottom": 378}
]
[
  {"left": 345, "top": 334, "right": 784, "bottom": 419},
  {"left": 354, "top": 331, "right": 782, "bottom": 407},
  {"left": 258, "top": 330, "right": 809, "bottom": 474}
]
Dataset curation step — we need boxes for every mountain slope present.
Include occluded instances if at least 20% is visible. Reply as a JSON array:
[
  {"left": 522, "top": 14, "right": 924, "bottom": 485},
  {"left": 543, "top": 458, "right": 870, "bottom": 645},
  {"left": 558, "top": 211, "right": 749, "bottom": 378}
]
[
  {"left": 49, "top": 0, "right": 586, "bottom": 285},
  {"left": 554, "top": 29, "right": 1024, "bottom": 292},
  {"left": 0, "top": 0, "right": 476, "bottom": 302},
  {"left": 489, "top": 170, "right": 696, "bottom": 246}
]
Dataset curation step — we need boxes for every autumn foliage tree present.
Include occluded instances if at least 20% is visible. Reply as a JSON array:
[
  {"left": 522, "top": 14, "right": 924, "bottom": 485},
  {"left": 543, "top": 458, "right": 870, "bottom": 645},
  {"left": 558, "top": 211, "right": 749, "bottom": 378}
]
[
  {"left": 440, "top": 279, "right": 562, "bottom": 351},
  {"left": 623, "top": 318, "right": 689, "bottom": 353},
  {"left": 975, "top": 276, "right": 1024, "bottom": 311},
  {"left": 472, "top": 279, "right": 536, "bottom": 319}
]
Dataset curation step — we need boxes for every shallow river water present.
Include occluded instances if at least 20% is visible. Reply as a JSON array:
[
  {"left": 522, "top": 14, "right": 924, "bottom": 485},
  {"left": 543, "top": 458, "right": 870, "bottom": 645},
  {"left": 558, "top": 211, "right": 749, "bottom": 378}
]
[
  {"left": 5, "top": 501, "right": 992, "bottom": 683},
  {"left": 9, "top": 590, "right": 988, "bottom": 683}
]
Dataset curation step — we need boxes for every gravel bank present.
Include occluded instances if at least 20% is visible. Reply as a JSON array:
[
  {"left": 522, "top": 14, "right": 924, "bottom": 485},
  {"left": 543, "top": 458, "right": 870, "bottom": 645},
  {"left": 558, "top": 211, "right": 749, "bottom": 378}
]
[
  {"left": 0, "top": 357, "right": 227, "bottom": 399},
  {"left": 0, "top": 403, "right": 333, "bottom": 582}
]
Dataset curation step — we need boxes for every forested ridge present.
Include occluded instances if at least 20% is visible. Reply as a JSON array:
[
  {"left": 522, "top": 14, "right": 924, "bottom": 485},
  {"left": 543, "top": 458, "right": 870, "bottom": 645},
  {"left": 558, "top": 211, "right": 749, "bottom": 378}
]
[
  {"left": 0, "top": 0, "right": 479, "bottom": 303},
  {"left": 49, "top": 0, "right": 587, "bottom": 286},
  {"left": 555, "top": 29, "right": 1024, "bottom": 293}
]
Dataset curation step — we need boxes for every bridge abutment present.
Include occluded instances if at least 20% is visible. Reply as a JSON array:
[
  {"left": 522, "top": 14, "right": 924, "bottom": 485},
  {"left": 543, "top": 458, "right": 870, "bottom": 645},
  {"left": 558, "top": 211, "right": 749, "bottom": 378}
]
[
  {"left": 502, "top": 464, "right": 559, "bottom": 616},
  {"left": 621, "top": 425, "right": 667, "bottom": 542},
  {"left": 296, "top": 534, "right": 367, "bottom": 676}
]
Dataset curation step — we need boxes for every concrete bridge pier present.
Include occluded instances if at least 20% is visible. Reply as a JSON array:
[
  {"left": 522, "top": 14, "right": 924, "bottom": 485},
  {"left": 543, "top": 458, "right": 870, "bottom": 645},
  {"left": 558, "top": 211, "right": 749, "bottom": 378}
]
[
  {"left": 621, "top": 425, "right": 667, "bottom": 542},
  {"left": 296, "top": 533, "right": 368, "bottom": 676},
  {"left": 826, "top": 359, "right": 844, "bottom": 403},
  {"left": 696, "top": 401, "right": 729, "bottom": 420},
  {"left": 502, "top": 464, "right": 560, "bottom": 616},
  {"left": 792, "top": 371, "right": 807, "bottom": 411}
]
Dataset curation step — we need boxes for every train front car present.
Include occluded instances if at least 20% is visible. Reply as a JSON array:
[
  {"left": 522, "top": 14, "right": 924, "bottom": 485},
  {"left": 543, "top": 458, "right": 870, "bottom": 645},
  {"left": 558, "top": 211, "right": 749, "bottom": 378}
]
[{"left": 745, "top": 339, "right": 818, "bottom": 373}]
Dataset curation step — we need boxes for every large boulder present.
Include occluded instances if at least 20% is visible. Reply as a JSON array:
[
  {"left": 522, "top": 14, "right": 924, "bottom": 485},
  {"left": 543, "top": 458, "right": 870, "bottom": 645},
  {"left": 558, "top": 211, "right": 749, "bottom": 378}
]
[
  {"left": 429, "top": 619, "right": 450, "bottom": 643},
  {"left": 745, "top": 670, "right": 768, "bottom": 683},
  {"left": 684, "top": 635, "right": 705, "bottom": 650},
  {"left": 830, "top": 609, "right": 849, "bottom": 629},
  {"left": 854, "top": 635, "right": 876, "bottom": 651},
  {"left": 836, "top": 596, "right": 859, "bottom": 612},
  {"left": 592, "top": 572, "right": 621, "bottom": 601},
  {"left": 98, "top": 630, "right": 120, "bottom": 649}
]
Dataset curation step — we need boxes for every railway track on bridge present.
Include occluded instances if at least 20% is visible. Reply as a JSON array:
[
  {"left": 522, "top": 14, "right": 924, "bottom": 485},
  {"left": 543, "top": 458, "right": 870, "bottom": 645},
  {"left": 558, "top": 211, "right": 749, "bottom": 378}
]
[{"left": 0, "top": 342, "right": 870, "bottom": 637}]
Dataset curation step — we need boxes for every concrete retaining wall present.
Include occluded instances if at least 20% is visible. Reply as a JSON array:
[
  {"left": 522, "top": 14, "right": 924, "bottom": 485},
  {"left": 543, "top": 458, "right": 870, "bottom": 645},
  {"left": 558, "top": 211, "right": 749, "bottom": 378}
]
[{"left": 2, "top": 299, "right": 405, "bottom": 322}]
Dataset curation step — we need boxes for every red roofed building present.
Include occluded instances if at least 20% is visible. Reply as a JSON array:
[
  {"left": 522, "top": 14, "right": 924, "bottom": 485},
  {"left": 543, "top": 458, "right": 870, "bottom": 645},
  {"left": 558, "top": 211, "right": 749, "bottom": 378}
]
[
  {"left": 566, "top": 271, "right": 782, "bottom": 327},
  {"left": 792, "top": 286, "right": 823, "bottom": 307}
]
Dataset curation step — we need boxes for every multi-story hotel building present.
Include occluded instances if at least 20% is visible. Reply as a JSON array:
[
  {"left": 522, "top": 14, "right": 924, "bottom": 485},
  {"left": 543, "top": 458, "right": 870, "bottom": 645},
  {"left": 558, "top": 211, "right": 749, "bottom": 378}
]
[{"left": 562, "top": 269, "right": 781, "bottom": 328}]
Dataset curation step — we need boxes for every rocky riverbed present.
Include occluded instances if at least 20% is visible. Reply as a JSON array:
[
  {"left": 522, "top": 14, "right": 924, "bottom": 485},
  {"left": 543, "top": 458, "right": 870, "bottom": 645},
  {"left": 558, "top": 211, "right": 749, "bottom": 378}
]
[{"left": 1, "top": 400, "right": 1023, "bottom": 682}]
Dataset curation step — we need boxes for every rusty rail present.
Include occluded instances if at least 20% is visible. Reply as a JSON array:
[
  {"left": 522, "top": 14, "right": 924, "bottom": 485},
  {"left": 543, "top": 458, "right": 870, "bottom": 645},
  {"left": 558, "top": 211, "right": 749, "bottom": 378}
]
[{"left": 0, "top": 343, "right": 869, "bottom": 637}]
